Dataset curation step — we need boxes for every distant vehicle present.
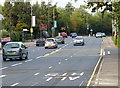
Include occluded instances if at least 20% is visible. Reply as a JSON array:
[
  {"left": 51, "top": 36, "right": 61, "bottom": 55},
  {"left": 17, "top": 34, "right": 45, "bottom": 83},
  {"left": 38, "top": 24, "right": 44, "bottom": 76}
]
[
  {"left": 61, "top": 32, "right": 68, "bottom": 38},
  {"left": 96, "top": 32, "right": 102, "bottom": 38},
  {"left": 36, "top": 38, "right": 45, "bottom": 46},
  {"left": 101, "top": 33, "right": 106, "bottom": 37},
  {"left": 73, "top": 37, "right": 84, "bottom": 46},
  {"left": 70, "top": 33, "right": 77, "bottom": 38},
  {"left": 45, "top": 38, "right": 58, "bottom": 49},
  {"left": 2, "top": 42, "right": 28, "bottom": 61},
  {"left": 56, "top": 36, "right": 65, "bottom": 44}
]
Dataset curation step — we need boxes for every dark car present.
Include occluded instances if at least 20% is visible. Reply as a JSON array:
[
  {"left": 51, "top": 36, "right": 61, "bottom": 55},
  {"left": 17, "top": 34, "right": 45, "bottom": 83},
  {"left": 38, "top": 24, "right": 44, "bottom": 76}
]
[
  {"left": 36, "top": 38, "right": 45, "bottom": 46},
  {"left": 56, "top": 36, "right": 65, "bottom": 44},
  {"left": 70, "top": 33, "right": 77, "bottom": 38}
]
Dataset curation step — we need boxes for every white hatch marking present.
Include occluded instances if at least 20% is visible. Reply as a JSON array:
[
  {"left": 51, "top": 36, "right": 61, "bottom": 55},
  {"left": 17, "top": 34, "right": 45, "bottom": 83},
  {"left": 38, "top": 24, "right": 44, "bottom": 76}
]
[
  {"left": 11, "top": 63, "right": 22, "bottom": 67},
  {"left": 46, "top": 77, "right": 53, "bottom": 82},
  {"left": 11, "top": 83, "right": 19, "bottom": 86},
  {"left": 0, "top": 67, "right": 8, "bottom": 70},
  {"left": 0, "top": 75, "right": 6, "bottom": 78},
  {"left": 49, "top": 66, "right": 52, "bottom": 69},
  {"left": 34, "top": 73, "right": 39, "bottom": 76},
  {"left": 79, "top": 81, "right": 84, "bottom": 86},
  {"left": 61, "top": 73, "right": 67, "bottom": 81},
  {"left": 25, "top": 59, "right": 32, "bottom": 62},
  {"left": 58, "top": 62, "right": 61, "bottom": 64}
]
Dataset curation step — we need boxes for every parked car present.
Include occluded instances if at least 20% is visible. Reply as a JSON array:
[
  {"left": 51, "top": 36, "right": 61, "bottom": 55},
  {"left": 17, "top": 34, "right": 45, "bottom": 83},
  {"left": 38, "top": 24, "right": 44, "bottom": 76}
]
[
  {"left": 56, "top": 36, "right": 65, "bottom": 44},
  {"left": 96, "top": 32, "right": 102, "bottom": 38},
  {"left": 71, "top": 33, "right": 77, "bottom": 38},
  {"left": 101, "top": 33, "right": 106, "bottom": 37},
  {"left": 61, "top": 32, "right": 68, "bottom": 38},
  {"left": 36, "top": 38, "right": 45, "bottom": 46},
  {"left": 45, "top": 38, "right": 58, "bottom": 49},
  {"left": 73, "top": 37, "right": 84, "bottom": 46},
  {"left": 2, "top": 42, "right": 28, "bottom": 61}
]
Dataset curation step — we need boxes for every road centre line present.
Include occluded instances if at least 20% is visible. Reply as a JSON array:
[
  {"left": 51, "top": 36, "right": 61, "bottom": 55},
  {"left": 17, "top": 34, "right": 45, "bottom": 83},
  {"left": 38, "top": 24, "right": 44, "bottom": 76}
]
[
  {"left": 0, "top": 75, "right": 6, "bottom": 78},
  {"left": 34, "top": 73, "right": 39, "bottom": 76},
  {"left": 0, "top": 67, "right": 8, "bottom": 70},
  {"left": 11, "top": 63, "right": 22, "bottom": 67},
  {"left": 10, "top": 83, "right": 19, "bottom": 86},
  {"left": 46, "top": 77, "right": 53, "bottom": 82},
  {"left": 36, "top": 56, "right": 42, "bottom": 59},
  {"left": 58, "top": 62, "right": 61, "bottom": 64},
  {"left": 49, "top": 66, "right": 52, "bottom": 69}
]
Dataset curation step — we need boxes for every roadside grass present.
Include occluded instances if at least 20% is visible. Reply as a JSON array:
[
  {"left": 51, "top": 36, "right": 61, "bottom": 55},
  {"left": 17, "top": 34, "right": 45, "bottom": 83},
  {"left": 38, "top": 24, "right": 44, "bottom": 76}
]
[{"left": 112, "top": 36, "right": 120, "bottom": 48}]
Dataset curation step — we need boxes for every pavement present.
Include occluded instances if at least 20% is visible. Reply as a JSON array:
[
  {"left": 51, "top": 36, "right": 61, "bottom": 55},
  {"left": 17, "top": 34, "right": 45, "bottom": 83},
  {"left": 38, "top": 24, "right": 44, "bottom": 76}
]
[{"left": 91, "top": 37, "right": 119, "bottom": 87}]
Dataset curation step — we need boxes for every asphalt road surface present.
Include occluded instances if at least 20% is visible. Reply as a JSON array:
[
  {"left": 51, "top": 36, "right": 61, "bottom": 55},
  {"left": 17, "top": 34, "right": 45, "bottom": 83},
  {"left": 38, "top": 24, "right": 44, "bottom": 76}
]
[{"left": 0, "top": 37, "right": 103, "bottom": 87}]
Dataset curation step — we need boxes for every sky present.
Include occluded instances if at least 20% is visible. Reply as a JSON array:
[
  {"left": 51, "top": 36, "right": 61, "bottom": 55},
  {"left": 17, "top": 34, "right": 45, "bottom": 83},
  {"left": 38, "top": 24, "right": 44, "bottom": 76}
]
[{"left": 0, "top": 0, "right": 87, "bottom": 8}]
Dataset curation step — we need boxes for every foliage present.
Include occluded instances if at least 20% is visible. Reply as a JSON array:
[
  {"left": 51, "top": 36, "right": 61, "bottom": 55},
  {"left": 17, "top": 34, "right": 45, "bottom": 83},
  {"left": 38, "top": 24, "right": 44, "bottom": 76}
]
[
  {"left": 11, "top": 31, "right": 21, "bottom": 41},
  {"left": 1, "top": 29, "right": 9, "bottom": 38}
]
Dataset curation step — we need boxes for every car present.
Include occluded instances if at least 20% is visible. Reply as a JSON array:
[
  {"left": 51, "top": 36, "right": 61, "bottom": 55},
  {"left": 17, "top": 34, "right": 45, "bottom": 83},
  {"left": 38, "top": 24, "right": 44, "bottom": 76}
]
[
  {"left": 101, "top": 33, "right": 106, "bottom": 37},
  {"left": 36, "top": 38, "right": 45, "bottom": 46},
  {"left": 56, "top": 36, "right": 65, "bottom": 44},
  {"left": 61, "top": 32, "right": 68, "bottom": 38},
  {"left": 96, "top": 32, "right": 102, "bottom": 38},
  {"left": 71, "top": 33, "right": 77, "bottom": 38},
  {"left": 45, "top": 38, "right": 58, "bottom": 49},
  {"left": 2, "top": 42, "right": 28, "bottom": 61},
  {"left": 73, "top": 37, "right": 84, "bottom": 46}
]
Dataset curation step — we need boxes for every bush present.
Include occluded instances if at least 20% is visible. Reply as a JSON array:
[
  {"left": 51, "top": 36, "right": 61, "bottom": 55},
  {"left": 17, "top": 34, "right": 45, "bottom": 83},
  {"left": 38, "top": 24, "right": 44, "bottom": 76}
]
[
  {"left": 1, "top": 29, "right": 9, "bottom": 38},
  {"left": 11, "top": 31, "right": 21, "bottom": 41}
]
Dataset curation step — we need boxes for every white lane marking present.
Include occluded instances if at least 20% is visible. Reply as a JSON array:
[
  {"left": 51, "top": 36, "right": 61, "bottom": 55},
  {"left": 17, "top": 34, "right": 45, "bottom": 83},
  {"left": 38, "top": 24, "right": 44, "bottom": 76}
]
[
  {"left": 36, "top": 56, "right": 42, "bottom": 59},
  {"left": 80, "top": 72, "right": 84, "bottom": 76},
  {"left": 0, "top": 67, "right": 8, "bottom": 70},
  {"left": 11, "top": 83, "right": 19, "bottom": 86},
  {"left": 0, "top": 75, "right": 6, "bottom": 78},
  {"left": 25, "top": 59, "right": 32, "bottom": 62},
  {"left": 79, "top": 81, "right": 84, "bottom": 86},
  {"left": 11, "top": 63, "right": 22, "bottom": 67},
  {"left": 61, "top": 73, "right": 67, "bottom": 81},
  {"left": 70, "top": 56, "right": 73, "bottom": 57},
  {"left": 45, "top": 73, "right": 58, "bottom": 77},
  {"left": 65, "top": 59, "right": 68, "bottom": 61},
  {"left": 46, "top": 77, "right": 53, "bottom": 82},
  {"left": 34, "top": 73, "right": 39, "bottom": 76},
  {"left": 103, "top": 51, "right": 105, "bottom": 56},
  {"left": 108, "top": 51, "right": 110, "bottom": 55},
  {"left": 49, "top": 66, "right": 52, "bottom": 69},
  {"left": 58, "top": 62, "right": 61, "bottom": 64}
]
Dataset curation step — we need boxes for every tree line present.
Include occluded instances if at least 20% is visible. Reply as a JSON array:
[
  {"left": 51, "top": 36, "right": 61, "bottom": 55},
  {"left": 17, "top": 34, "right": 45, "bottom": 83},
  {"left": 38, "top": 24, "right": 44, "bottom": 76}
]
[{"left": 1, "top": 1, "right": 112, "bottom": 41}]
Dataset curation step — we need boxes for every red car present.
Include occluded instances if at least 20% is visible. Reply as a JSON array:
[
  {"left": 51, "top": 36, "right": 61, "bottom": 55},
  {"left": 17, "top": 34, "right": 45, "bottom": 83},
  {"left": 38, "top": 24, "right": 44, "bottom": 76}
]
[{"left": 61, "top": 32, "right": 68, "bottom": 38}]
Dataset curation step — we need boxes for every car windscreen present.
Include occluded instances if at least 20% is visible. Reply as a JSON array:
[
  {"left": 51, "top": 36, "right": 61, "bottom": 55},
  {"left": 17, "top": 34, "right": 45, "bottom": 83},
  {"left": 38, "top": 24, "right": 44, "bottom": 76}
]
[
  {"left": 4, "top": 43, "right": 19, "bottom": 48},
  {"left": 46, "top": 39, "right": 54, "bottom": 42},
  {"left": 56, "top": 36, "right": 62, "bottom": 39}
]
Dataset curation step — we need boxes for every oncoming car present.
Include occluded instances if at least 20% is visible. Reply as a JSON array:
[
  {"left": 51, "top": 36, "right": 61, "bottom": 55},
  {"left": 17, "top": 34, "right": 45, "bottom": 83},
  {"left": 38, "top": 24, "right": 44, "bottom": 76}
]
[
  {"left": 73, "top": 37, "right": 84, "bottom": 46},
  {"left": 2, "top": 42, "right": 28, "bottom": 61},
  {"left": 45, "top": 38, "right": 58, "bottom": 49}
]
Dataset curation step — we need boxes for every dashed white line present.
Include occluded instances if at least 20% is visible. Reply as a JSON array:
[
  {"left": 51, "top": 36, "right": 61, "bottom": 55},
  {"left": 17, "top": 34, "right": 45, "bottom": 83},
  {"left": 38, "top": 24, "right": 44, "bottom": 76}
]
[
  {"left": 70, "top": 56, "right": 73, "bottom": 57},
  {"left": 65, "top": 59, "right": 68, "bottom": 61},
  {"left": 11, "top": 83, "right": 19, "bottom": 86},
  {"left": 11, "top": 63, "right": 22, "bottom": 67},
  {"left": 79, "top": 81, "right": 84, "bottom": 86},
  {"left": 34, "top": 73, "right": 39, "bottom": 76},
  {"left": 58, "top": 62, "right": 61, "bottom": 64},
  {"left": 0, "top": 75, "right": 6, "bottom": 78},
  {"left": 46, "top": 77, "right": 53, "bottom": 82},
  {"left": 49, "top": 66, "right": 52, "bottom": 69},
  {"left": 25, "top": 59, "right": 32, "bottom": 62},
  {"left": 80, "top": 72, "right": 84, "bottom": 76},
  {"left": 0, "top": 67, "right": 8, "bottom": 70}
]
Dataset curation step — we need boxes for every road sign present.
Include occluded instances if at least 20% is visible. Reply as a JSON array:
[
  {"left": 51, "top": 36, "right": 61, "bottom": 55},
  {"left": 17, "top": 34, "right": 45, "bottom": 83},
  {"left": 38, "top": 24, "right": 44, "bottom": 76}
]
[
  {"left": 1, "top": 37, "right": 11, "bottom": 42},
  {"left": 61, "top": 27, "right": 66, "bottom": 30},
  {"left": 51, "top": 27, "right": 55, "bottom": 31},
  {"left": 30, "top": 28, "right": 33, "bottom": 33},
  {"left": 87, "top": 25, "right": 90, "bottom": 29},
  {"left": 90, "top": 29, "right": 93, "bottom": 32},
  {"left": 32, "top": 16, "right": 36, "bottom": 27},
  {"left": 40, "top": 25, "right": 47, "bottom": 30},
  {"left": 54, "top": 20, "right": 57, "bottom": 28}
]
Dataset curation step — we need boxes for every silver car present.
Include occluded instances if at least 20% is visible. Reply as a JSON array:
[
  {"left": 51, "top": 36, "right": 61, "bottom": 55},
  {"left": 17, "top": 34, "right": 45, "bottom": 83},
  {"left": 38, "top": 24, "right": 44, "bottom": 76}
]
[
  {"left": 73, "top": 37, "right": 84, "bottom": 46},
  {"left": 2, "top": 42, "right": 28, "bottom": 61}
]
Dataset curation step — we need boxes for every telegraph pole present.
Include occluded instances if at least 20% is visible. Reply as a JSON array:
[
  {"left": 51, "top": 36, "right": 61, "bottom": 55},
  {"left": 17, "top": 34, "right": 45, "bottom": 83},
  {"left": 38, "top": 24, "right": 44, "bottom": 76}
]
[{"left": 48, "top": 0, "right": 50, "bottom": 33}]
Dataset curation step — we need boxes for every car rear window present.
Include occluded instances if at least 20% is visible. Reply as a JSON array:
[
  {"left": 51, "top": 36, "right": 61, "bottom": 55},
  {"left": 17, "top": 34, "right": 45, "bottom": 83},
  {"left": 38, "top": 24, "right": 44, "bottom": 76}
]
[
  {"left": 75, "top": 38, "right": 83, "bottom": 40},
  {"left": 4, "top": 43, "right": 19, "bottom": 48},
  {"left": 46, "top": 39, "right": 54, "bottom": 42}
]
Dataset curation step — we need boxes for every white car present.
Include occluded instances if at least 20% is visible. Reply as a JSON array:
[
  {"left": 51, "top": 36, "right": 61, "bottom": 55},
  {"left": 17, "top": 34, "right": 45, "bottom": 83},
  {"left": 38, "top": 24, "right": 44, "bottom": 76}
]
[
  {"left": 45, "top": 38, "right": 58, "bottom": 49},
  {"left": 73, "top": 37, "right": 84, "bottom": 46},
  {"left": 96, "top": 32, "right": 102, "bottom": 38}
]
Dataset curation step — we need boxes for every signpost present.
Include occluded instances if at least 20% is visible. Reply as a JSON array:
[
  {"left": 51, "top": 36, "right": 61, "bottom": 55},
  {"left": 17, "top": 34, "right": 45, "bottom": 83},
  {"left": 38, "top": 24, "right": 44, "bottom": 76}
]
[
  {"left": 51, "top": 27, "right": 55, "bottom": 37},
  {"left": 40, "top": 25, "right": 47, "bottom": 30}
]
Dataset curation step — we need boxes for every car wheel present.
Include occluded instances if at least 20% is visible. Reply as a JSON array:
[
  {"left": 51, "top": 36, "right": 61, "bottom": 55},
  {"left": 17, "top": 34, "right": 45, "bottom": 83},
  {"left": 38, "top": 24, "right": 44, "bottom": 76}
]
[
  {"left": 3, "top": 57, "right": 6, "bottom": 61},
  {"left": 36, "top": 44, "right": 39, "bottom": 46},
  {"left": 62, "top": 42, "right": 65, "bottom": 44},
  {"left": 45, "top": 47, "right": 47, "bottom": 49},
  {"left": 74, "top": 44, "right": 76, "bottom": 46},
  {"left": 55, "top": 46, "right": 58, "bottom": 48},
  {"left": 25, "top": 53, "right": 28, "bottom": 59},
  {"left": 20, "top": 54, "right": 24, "bottom": 60}
]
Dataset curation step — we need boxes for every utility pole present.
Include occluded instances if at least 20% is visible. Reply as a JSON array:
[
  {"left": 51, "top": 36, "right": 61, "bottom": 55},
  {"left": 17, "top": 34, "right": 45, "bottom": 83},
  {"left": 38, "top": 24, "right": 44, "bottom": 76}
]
[
  {"left": 30, "top": 0, "right": 33, "bottom": 41},
  {"left": 48, "top": 0, "right": 50, "bottom": 34},
  {"left": 52, "top": 8, "right": 55, "bottom": 37}
]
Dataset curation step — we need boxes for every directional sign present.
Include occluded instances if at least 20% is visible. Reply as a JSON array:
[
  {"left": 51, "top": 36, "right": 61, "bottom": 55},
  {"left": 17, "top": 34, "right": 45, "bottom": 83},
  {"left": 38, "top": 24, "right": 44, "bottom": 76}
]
[
  {"left": 54, "top": 20, "right": 57, "bottom": 28},
  {"left": 51, "top": 27, "right": 55, "bottom": 31},
  {"left": 40, "top": 25, "right": 47, "bottom": 30},
  {"left": 61, "top": 27, "right": 66, "bottom": 30}
]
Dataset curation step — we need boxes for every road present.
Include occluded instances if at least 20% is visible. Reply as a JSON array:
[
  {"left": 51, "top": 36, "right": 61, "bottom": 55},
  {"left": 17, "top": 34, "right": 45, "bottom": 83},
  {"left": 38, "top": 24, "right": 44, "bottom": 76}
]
[{"left": 0, "top": 37, "right": 103, "bottom": 87}]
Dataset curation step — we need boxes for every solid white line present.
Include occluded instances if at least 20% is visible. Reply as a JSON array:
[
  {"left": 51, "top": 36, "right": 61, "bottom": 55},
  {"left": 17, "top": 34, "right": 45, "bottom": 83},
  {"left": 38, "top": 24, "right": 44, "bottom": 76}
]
[
  {"left": 46, "top": 77, "right": 53, "bottom": 82},
  {"left": 108, "top": 51, "right": 110, "bottom": 55},
  {"left": 65, "top": 59, "right": 68, "bottom": 61},
  {"left": 0, "top": 67, "right": 8, "bottom": 70},
  {"left": 49, "top": 66, "right": 52, "bottom": 69},
  {"left": 11, "top": 63, "right": 22, "bottom": 67},
  {"left": 11, "top": 83, "right": 19, "bottom": 86},
  {"left": 36, "top": 56, "right": 42, "bottom": 59},
  {"left": 79, "top": 81, "right": 84, "bottom": 86},
  {"left": 25, "top": 59, "right": 32, "bottom": 62},
  {"left": 34, "top": 73, "right": 39, "bottom": 76},
  {"left": 0, "top": 75, "right": 6, "bottom": 78},
  {"left": 71, "top": 56, "right": 73, "bottom": 57}
]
